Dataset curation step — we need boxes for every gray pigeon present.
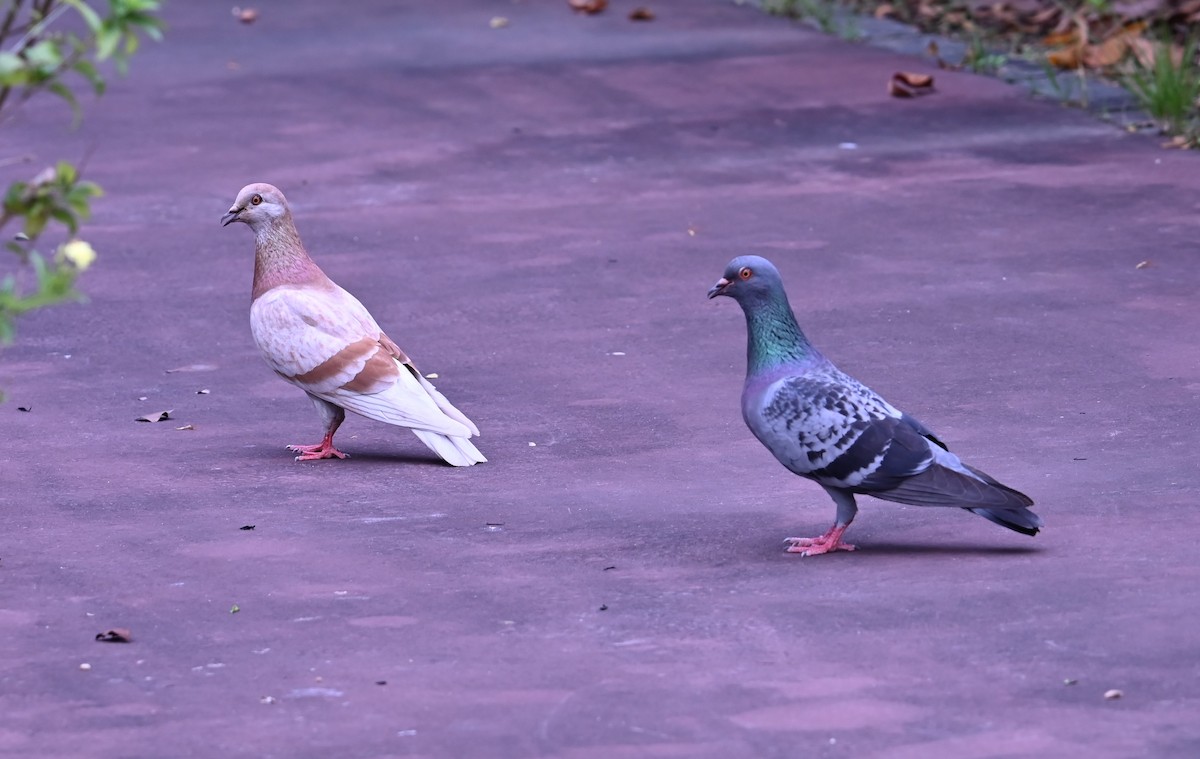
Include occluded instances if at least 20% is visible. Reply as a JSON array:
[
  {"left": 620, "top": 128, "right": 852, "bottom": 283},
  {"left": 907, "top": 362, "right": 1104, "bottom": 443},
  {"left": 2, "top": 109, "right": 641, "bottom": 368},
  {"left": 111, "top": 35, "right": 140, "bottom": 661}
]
[{"left": 708, "top": 255, "right": 1039, "bottom": 556}]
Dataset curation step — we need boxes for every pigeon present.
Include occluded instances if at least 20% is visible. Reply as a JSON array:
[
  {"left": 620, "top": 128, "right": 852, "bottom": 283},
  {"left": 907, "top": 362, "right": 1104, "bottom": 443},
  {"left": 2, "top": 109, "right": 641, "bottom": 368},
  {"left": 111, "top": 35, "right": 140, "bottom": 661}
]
[
  {"left": 708, "top": 255, "right": 1038, "bottom": 555},
  {"left": 221, "top": 183, "right": 485, "bottom": 466}
]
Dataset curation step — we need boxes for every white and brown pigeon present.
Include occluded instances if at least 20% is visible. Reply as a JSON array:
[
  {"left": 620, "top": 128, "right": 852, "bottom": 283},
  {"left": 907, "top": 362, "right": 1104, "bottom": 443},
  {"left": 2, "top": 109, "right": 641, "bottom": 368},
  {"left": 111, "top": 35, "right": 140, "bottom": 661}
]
[
  {"left": 709, "top": 255, "right": 1038, "bottom": 555},
  {"left": 221, "top": 183, "right": 485, "bottom": 466}
]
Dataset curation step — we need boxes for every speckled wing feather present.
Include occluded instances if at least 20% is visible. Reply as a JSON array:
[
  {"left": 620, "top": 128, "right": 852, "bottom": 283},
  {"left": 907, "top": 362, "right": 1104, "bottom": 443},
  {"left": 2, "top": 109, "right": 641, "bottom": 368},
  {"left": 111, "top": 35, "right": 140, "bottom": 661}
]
[
  {"left": 250, "top": 283, "right": 472, "bottom": 437},
  {"left": 749, "top": 368, "right": 1033, "bottom": 511},
  {"left": 748, "top": 368, "right": 912, "bottom": 488}
]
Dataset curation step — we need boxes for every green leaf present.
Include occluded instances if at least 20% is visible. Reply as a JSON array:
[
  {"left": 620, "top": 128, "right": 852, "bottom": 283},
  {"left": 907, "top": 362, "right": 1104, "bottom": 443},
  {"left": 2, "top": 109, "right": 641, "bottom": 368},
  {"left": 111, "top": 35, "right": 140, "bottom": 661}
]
[
  {"left": 72, "top": 59, "right": 106, "bottom": 95},
  {"left": 56, "top": 161, "right": 78, "bottom": 185},
  {"left": 47, "top": 81, "right": 82, "bottom": 124},
  {"left": 62, "top": 0, "right": 104, "bottom": 33},
  {"left": 24, "top": 40, "right": 63, "bottom": 72},
  {"left": 0, "top": 52, "right": 24, "bottom": 78},
  {"left": 95, "top": 27, "right": 120, "bottom": 61}
]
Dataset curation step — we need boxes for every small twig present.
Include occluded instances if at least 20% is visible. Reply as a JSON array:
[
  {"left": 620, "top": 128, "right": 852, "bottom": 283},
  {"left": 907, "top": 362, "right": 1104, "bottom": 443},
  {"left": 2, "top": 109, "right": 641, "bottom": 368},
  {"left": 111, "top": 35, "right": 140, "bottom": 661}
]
[{"left": 7, "top": 0, "right": 71, "bottom": 54}]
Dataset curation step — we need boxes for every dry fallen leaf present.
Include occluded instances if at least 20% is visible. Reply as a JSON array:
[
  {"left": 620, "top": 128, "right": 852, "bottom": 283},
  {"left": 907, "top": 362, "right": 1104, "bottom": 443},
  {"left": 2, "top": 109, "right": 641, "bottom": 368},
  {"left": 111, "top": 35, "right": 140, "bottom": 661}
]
[
  {"left": 889, "top": 72, "right": 935, "bottom": 98},
  {"left": 1128, "top": 37, "right": 1157, "bottom": 69},
  {"left": 136, "top": 410, "right": 174, "bottom": 423},
  {"left": 232, "top": 6, "right": 258, "bottom": 23},
  {"left": 569, "top": 0, "right": 608, "bottom": 13},
  {"left": 1135, "top": 260, "right": 1151, "bottom": 269},
  {"left": 1104, "top": 689, "right": 1123, "bottom": 700},
  {"left": 1084, "top": 34, "right": 1129, "bottom": 68},
  {"left": 489, "top": 16, "right": 509, "bottom": 28},
  {"left": 629, "top": 7, "right": 654, "bottom": 20},
  {"left": 895, "top": 72, "right": 933, "bottom": 87},
  {"left": 175, "top": 424, "right": 195, "bottom": 431},
  {"left": 95, "top": 628, "right": 132, "bottom": 643}
]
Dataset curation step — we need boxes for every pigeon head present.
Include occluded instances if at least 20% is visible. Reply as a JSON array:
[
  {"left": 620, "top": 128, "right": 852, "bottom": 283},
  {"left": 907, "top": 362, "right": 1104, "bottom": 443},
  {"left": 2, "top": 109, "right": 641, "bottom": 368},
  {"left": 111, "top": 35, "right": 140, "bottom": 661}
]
[
  {"left": 222, "top": 183, "right": 291, "bottom": 229},
  {"left": 707, "top": 255, "right": 786, "bottom": 304}
]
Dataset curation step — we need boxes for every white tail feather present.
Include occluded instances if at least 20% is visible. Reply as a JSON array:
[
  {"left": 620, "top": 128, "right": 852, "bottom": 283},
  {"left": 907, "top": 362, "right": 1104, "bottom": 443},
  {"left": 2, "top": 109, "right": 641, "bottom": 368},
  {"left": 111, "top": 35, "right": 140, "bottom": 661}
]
[
  {"left": 416, "top": 374, "right": 480, "bottom": 436},
  {"left": 412, "top": 430, "right": 487, "bottom": 467}
]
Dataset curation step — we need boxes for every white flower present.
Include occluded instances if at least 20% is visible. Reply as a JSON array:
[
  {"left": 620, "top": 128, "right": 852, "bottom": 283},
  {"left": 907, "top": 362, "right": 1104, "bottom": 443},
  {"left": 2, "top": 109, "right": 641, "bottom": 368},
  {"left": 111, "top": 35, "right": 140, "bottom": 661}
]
[{"left": 60, "top": 240, "right": 97, "bottom": 271}]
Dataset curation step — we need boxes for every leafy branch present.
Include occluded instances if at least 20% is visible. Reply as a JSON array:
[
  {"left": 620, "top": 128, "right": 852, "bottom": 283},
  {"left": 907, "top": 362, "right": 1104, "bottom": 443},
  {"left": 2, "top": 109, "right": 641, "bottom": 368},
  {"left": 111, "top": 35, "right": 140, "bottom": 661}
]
[{"left": 0, "top": 0, "right": 162, "bottom": 352}]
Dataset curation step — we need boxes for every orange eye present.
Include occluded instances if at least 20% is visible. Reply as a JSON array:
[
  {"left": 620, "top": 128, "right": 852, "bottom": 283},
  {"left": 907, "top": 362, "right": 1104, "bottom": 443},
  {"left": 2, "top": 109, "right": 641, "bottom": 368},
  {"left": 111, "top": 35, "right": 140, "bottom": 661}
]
[
  {"left": 738, "top": 267, "right": 752, "bottom": 280},
  {"left": 250, "top": 194, "right": 262, "bottom": 206}
]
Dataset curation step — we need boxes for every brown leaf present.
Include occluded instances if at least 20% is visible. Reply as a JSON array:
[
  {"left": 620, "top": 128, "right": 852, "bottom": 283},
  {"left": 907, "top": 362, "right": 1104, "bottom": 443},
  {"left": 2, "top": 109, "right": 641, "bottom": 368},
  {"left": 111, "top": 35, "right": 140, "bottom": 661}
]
[
  {"left": 629, "top": 7, "right": 654, "bottom": 20},
  {"left": 1041, "top": 31, "right": 1078, "bottom": 48},
  {"left": 1135, "top": 260, "right": 1151, "bottom": 269},
  {"left": 1047, "top": 47, "right": 1082, "bottom": 69},
  {"left": 568, "top": 0, "right": 607, "bottom": 13},
  {"left": 1084, "top": 35, "right": 1128, "bottom": 68},
  {"left": 874, "top": 4, "right": 895, "bottom": 19},
  {"left": 136, "top": 410, "right": 173, "bottom": 423},
  {"left": 95, "top": 628, "right": 132, "bottom": 643},
  {"left": 888, "top": 80, "right": 915, "bottom": 98},
  {"left": 232, "top": 7, "right": 258, "bottom": 23},
  {"left": 894, "top": 71, "right": 934, "bottom": 88},
  {"left": 1128, "top": 37, "right": 1156, "bottom": 68}
]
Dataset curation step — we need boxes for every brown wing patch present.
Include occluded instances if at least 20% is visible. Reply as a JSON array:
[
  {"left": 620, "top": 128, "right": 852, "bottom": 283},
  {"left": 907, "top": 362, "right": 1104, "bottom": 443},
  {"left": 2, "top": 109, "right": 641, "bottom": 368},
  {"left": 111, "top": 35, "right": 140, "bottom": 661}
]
[
  {"left": 342, "top": 347, "right": 401, "bottom": 393},
  {"left": 290, "top": 338, "right": 398, "bottom": 396},
  {"left": 378, "top": 331, "right": 412, "bottom": 366}
]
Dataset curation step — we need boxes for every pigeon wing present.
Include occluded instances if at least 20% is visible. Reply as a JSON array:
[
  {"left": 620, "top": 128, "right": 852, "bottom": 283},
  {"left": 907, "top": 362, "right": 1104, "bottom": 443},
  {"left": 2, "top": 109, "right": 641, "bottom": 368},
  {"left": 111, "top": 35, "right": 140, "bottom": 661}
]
[{"left": 250, "top": 284, "right": 471, "bottom": 437}]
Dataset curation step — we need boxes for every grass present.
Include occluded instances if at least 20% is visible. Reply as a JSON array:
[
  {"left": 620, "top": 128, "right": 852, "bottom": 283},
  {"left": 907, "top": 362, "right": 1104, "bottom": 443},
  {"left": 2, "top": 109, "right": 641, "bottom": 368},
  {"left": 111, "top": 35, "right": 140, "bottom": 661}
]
[
  {"left": 763, "top": 0, "right": 860, "bottom": 40},
  {"left": 1122, "top": 36, "right": 1200, "bottom": 138}
]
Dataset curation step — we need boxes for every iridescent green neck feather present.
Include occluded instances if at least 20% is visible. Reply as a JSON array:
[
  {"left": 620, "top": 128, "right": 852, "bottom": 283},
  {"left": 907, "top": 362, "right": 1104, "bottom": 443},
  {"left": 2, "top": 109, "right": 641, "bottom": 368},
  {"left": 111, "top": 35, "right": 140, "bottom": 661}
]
[{"left": 742, "top": 292, "right": 816, "bottom": 374}]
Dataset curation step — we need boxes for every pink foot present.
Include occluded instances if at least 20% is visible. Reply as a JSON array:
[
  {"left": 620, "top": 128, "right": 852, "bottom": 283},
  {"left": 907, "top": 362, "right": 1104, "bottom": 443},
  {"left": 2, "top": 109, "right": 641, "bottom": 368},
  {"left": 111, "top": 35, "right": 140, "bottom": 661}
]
[
  {"left": 784, "top": 524, "right": 856, "bottom": 557},
  {"left": 286, "top": 442, "right": 349, "bottom": 461}
]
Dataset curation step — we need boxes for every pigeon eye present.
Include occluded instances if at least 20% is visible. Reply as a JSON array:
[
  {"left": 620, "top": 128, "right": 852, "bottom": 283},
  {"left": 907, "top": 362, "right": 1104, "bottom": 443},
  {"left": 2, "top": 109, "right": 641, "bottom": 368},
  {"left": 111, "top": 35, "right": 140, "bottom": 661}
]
[
  {"left": 250, "top": 194, "right": 262, "bottom": 206},
  {"left": 738, "top": 267, "right": 752, "bottom": 280}
]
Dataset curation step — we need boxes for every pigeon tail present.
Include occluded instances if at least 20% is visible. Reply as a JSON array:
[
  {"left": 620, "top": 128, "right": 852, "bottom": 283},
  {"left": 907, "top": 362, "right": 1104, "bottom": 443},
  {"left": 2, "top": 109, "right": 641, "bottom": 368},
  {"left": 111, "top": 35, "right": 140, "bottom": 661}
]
[
  {"left": 966, "top": 506, "right": 1042, "bottom": 536},
  {"left": 864, "top": 462, "right": 1034, "bottom": 511},
  {"left": 412, "top": 430, "right": 487, "bottom": 467},
  {"left": 864, "top": 460, "right": 1041, "bottom": 536},
  {"left": 417, "top": 374, "right": 481, "bottom": 436},
  {"left": 959, "top": 462, "right": 1040, "bottom": 535}
]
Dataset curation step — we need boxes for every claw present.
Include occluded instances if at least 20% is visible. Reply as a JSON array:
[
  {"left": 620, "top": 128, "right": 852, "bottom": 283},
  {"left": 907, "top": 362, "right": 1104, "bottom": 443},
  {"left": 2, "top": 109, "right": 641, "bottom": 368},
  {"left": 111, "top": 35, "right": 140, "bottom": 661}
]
[
  {"left": 783, "top": 524, "right": 855, "bottom": 556},
  {"left": 286, "top": 442, "right": 349, "bottom": 461}
]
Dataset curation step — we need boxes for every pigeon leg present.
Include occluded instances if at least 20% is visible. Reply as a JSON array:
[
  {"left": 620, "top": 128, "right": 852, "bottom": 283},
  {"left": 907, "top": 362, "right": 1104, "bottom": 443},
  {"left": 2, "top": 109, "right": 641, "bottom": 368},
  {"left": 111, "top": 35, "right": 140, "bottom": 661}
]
[
  {"left": 785, "top": 524, "right": 856, "bottom": 556},
  {"left": 288, "top": 397, "right": 348, "bottom": 461},
  {"left": 785, "top": 487, "right": 858, "bottom": 556}
]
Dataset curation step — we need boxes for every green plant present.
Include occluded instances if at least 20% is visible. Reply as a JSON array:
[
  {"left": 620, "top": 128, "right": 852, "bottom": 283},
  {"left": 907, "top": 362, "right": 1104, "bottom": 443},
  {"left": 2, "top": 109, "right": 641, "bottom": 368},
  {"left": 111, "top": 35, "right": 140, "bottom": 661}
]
[
  {"left": 763, "top": 0, "right": 858, "bottom": 40},
  {"left": 963, "top": 34, "right": 1006, "bottom": 74},
  {"left": 1122, "top": 36, "right": 1200, "bottom": 136},
  {"left": 0, "top": 0, "right": 162, "bottom": 351}
]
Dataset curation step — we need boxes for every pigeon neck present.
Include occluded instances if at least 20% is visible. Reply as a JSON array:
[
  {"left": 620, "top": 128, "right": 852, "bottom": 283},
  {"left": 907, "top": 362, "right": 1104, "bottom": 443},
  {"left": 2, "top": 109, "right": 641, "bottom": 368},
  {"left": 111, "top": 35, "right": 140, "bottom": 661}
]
[
  {"left": 744, "top": 294, "right": 816, "bottom": 374},
  {"left": 251, "top": 216, "right": 326, "bottom": 299}
]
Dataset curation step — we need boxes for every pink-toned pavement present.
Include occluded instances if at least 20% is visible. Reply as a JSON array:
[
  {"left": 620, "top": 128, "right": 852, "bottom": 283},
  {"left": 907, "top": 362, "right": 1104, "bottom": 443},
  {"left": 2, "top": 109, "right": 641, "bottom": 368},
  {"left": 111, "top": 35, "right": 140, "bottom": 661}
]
[{"left": 3, "top": 2, "right": 1199, "bottom": 757}]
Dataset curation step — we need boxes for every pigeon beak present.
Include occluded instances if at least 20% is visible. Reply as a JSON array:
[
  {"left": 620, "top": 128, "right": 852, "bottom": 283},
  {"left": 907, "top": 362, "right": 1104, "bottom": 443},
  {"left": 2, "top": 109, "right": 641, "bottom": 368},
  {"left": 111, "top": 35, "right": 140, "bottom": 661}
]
[
  {"left": 220, "top": 208, "right": 241, "bottom": 227},
  {"left": 707, "top": 277, "right": 731, "bottom": 299}
]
